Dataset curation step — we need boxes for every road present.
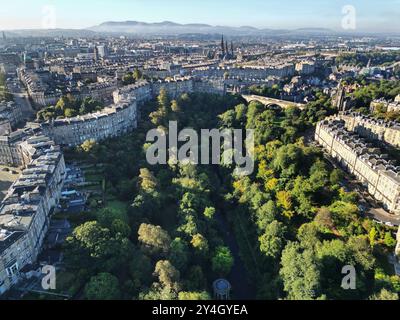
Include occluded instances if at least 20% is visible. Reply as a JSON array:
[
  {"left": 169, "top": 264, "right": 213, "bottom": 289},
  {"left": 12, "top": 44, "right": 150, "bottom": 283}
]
[{"left": 6, "top": 78, "right": 35, "bottom": 122}]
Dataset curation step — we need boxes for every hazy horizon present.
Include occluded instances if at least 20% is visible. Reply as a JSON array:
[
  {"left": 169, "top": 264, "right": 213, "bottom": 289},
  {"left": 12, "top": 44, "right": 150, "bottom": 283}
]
[{"left": 0, "top": 0, "right": 399, "bottom": 33}]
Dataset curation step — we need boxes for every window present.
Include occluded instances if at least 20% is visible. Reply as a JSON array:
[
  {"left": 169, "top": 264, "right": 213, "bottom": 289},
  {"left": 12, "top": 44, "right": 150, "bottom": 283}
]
[{"left": 6, "top": 262, "right": 19, "bottom": 277}]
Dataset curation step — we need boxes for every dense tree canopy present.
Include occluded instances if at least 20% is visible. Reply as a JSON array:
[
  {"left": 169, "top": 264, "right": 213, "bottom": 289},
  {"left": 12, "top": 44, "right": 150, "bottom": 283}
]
[{"left": 58, "top": 90, "right": 398, "bottom": 301}]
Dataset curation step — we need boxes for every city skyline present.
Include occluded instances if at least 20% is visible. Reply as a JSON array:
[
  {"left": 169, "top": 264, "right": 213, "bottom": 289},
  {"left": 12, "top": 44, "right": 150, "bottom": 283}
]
[{"left": 0, "top": 0, "right": 400, "bottom": 33}]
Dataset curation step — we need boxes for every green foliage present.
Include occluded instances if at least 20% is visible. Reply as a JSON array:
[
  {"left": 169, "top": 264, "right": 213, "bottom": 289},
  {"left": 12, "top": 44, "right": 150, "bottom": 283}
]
[
  {"left": 211, "top": 246, "right": 234, "bottom": 277},
  {"left": 61, "top": 88, "right": 394, "bottom": 301},
  {"left": 259, "top": 220, "right": 287, "bottom": 258},
  {"left": 203, "top": 207, "right": 216, "bottom": 219},
  {"left": 122, "top": 69, "right": 142, "bottom": 85},
  {"left": 154, "top": 260, "right": 181, "bottom": 290},
  {"left": 169, "top": 238, "right": 189, "bottom": 271},
  {"left": 248, "top": 84, "right": 282, "bottom": 99},
  {"left": 139, "top": 168, "right": 158, "bottom": 193},
  {"left": 96, "top": 207, "right": 128, "bottom": 228},
  {"left": 384, "top": 232, "right": 396, "bottom": 248},
  {"left": 84, "top": 273, "right": 121, "bottom": 300},
  {"left": 178, "top": 291, "right": 210, "bottom": 300},
  {"left": 336, "top": 52, "right": 400, "bottom": 68},
  {"left": 369, "top": 288, "right": 399, "bottom": 300},
  {"left": 280, "top": 242, "right": 321, "bottom": 300},
  {"left": 79, "top": 139, "right": 99, "bottom": 153},
  {"left": 138, "top": 223, "right": 171, "bottom": 256},
  {"left": 0, "top": 72, "right": 12, "bottom": 102},
  {"left": 191, "top": 233, "right": 209, "bottom": 254},
  {"left": 70, "top": 221, "right": 112, "bottom": 258},
  {"left": 346, "top": 80, "right": 400, "bottom": 110},
  {"left": 37, "top": 96, "right": 103, "bottom": 121},
  {"left": 297, "top": 223, "right": 320, "bottom": 250}
]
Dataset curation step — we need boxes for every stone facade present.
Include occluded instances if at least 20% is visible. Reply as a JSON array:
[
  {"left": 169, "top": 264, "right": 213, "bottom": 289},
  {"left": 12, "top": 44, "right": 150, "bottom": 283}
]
[
  {"left": 295, "top": 61, "right": 316, "bottom": 75},
  {"left": 41, "top": 96, "right": 138, "bottom": 147},
  {"left": 192, "top": 64, "right": 295, "bottom": 79},
  {"left": 113, "top": 77, "right": 226, "bottom": 107},
  {"left": 338, "top": 112, "right": 400, "bottom": 148},
  {"left": 0, "top": 101, "right": 23, "bottom": 129},
  {"left": 370, "top": 98, "right": 400, "bottom": 114},
  {"left": 315, "top": 118, "right": 400, "bottom": 215},
  {"left": 0, "top": 129, "right": 28, "bottom": 166},
  {"left": 0, "top": 119, "right": 12, "bottom": 136},
  {"left": 0, "top": 138, "right": 65, "bottom": 294}
]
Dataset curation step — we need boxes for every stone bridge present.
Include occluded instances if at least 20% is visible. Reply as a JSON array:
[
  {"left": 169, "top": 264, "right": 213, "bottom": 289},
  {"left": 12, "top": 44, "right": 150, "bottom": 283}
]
[{"left": 242, "top": 94, "right": 306, "bottom": 110}]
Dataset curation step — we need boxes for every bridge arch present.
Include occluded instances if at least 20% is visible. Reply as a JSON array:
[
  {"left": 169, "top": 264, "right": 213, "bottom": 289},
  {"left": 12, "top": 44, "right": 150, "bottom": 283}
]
[{"left": 242, "top": 94, "right": 306, "bottom": 110}]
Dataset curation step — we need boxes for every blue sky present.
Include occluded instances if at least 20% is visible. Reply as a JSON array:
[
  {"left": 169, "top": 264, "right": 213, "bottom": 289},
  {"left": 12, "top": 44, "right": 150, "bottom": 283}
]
[{"left": 0, "top": 0, "right": 399, "bottom": 32}]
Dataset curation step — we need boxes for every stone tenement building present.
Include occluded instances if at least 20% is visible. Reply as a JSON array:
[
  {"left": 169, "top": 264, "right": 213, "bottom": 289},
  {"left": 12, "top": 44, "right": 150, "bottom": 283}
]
[
  {"left": 370, "top": 95, "right": 400, "bottom": 113},
  {"left": 191, "top": 64, "right": 296, "bottom": 79},
  {"left": 0, "top": 136, "right": 65, "bottom": 294},
  {"left": 1, "top": 77, "right": 227, "bottom": 157},
  {"left": 39, "top": 77, "right": 225, "bottom": 148},
  {"left": 18, "top": 69, "right": 61, "bottom": 107},
  {"left": 0, "top": 101, "right": 24, "bottom": 132},
  {"left": 0, "top": 129, "right": 29, "bottom": 166},
  {"left": 295, "top": 61, "right": 316, "bottom": 75},
  {"left": 0, "top": 119, "right": 11, "bottom": 136},
  {"left": 315, "top": 118, "right": 400, "bottom": 215},
  {"left": 41, "top": 95, "right": 138, "bottom": 147},
  {"left": 113, "top": 80, "right": 153, "bottom": 105},
  {"left": 0, "top": 126, "right": 45, "bottom": 167},
  {"left": 338, "top": 112, "right": 400, "bottom": 148},
  {"left": 75, "top": 79, "right": 117, "bottom": 102},
  {"left": 113, "top": 77, "right": 226, "bottom": 105}
]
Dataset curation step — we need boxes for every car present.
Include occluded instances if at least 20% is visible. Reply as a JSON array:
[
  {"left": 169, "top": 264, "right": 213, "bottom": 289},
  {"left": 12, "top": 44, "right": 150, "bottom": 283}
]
[
  {"left": 358, "top": 204, "right": 367, "bottom": 212},
  {"left": 385, "top": 222, "right": 394, "bottom": 227}
]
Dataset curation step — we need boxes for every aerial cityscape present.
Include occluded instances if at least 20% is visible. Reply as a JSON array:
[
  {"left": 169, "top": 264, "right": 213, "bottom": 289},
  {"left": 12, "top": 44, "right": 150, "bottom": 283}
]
[{"left": 1, "top": 0, "right": 400, "bottom": 304}]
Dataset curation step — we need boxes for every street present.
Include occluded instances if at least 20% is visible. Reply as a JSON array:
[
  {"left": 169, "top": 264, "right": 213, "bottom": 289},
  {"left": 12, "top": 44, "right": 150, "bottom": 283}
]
[{"left": 6, "top": 77, "right": 35, "bottom": 121}]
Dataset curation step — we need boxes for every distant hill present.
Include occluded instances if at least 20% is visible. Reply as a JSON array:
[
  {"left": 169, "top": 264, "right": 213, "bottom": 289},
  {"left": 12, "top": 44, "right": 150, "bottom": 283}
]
[
  {"left": 88, "top": 20, "right": 268, "bottom": 35},
  {"left": 1, "top": 22, "right": 340, "bottom": 38},
  {"left": 88, "top": 20, "right": 337, "bottom": 36}
]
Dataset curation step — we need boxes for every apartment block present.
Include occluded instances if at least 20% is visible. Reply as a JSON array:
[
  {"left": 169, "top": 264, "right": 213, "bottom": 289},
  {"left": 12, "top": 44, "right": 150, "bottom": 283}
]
[
  {"left": 315, "top": 118, "right": 400, "bottom": 215},
  {"left": 338, "top": 112, "right": 400, "bottom": 148},
  {"left": 0, "top": 141, "right": 65, "bottom": 294}
]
